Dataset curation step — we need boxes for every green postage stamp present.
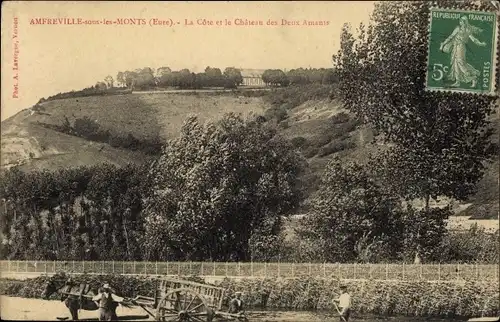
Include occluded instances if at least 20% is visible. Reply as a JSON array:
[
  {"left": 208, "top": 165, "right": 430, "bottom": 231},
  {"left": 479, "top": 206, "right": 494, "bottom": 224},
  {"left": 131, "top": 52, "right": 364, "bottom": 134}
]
[{"left": 426, "top": 8, "right": 498, "bottom": 95}]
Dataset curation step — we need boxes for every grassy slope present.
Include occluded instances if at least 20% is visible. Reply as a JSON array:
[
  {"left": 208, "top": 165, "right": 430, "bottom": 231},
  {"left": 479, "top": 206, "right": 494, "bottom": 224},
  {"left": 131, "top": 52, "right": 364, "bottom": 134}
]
[
  {"left": 1, "top": 92, "right": 267, "bottom": 170},
  {"left": 1, "top": 88, "right": 497, "bottom": 219}
]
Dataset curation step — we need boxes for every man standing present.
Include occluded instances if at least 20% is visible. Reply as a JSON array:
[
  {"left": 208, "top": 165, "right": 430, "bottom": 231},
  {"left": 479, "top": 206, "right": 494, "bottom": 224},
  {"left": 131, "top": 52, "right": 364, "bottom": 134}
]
[
  {"left": 92, "top": 283, "right": 124, "bottom": 321},
  {"left": 333, "top": 285, "right": 351, "bottom": 322},
  {"left": 228, "top": 291, "right": 245, "bottom": 315}
]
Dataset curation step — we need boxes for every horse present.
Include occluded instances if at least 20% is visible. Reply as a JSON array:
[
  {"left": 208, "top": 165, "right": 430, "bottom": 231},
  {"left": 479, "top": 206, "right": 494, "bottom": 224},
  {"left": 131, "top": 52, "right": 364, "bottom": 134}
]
[{"left": 42, "top": 275, "right": 120, "bottom": 321}]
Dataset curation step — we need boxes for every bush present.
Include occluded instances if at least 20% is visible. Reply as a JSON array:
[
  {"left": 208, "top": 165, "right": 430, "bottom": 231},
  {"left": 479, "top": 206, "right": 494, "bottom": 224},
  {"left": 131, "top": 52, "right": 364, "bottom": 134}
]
[
  {"left": 330, "top": 112, "right": 351, "bottom": 125},
  {"left": 311, "top": 133, "right": 332, "bottom": 148},
  {"left": 264, "top": 106, "right": 288, "bottom": 123},
  {"left": 317, "top": 140, "right": 356, "bottom": 157},
  {"left": 290, "top": 137, "right": 308, "bottom": 149},
  {"left": 303, "top": 147, "right": 319, "bottom": 158},
  {"left": 438, "top": 225, "right": 499, "bottom": 263}
]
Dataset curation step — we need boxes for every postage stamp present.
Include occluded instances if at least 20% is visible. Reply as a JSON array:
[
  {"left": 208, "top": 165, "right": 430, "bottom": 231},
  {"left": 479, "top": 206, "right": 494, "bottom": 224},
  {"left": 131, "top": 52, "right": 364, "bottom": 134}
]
[{"left": 426, "top": 8, "right": 498, "bottom": 95}]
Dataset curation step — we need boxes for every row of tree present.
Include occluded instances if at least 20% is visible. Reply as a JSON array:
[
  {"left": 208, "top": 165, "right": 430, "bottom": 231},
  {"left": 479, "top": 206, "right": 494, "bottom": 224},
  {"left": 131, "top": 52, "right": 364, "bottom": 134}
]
[
  {"left": 115, "top": 66, "right": 244, "bottom": 90},
  {"left": 38, "top": 66, "right": 338, "bottom": 104},
  {"left": 262, "top": 68, "right": 337, "bottom": 87}
]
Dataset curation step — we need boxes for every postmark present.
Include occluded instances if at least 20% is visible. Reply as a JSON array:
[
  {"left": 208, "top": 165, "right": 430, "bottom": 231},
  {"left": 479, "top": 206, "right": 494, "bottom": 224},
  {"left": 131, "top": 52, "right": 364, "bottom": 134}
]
[{"left": 426, "top": 8, "right": 498, "bottom": 95}]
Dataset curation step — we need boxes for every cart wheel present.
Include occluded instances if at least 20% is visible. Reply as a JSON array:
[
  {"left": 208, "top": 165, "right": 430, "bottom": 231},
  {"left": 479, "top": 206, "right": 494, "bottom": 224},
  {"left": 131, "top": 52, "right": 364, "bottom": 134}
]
[{"left": 155, "top": 288, "right": 214, "bottom": 321}]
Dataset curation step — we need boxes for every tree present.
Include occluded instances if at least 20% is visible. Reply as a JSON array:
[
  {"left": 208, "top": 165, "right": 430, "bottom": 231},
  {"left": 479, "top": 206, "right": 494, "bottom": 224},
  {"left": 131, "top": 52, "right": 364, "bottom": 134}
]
[
  {"left": 299, "top": 158, "right": 406, "bottom": 263},
  {"left": 223, "top": 67, "right": 243, "bottom": 88},
  {"left": 134, "top": 67, "right": 155, "bottom": 89},
  {"left": 332, "top": 1, "right": 498, "bottom": 259},
  {"left": 116, "top": 72, "right": 125, "bottom": 87},
  {"left": 142, "top": 113, "right": 305, "bottom": 261},
  {"left": 262, "top": 69, "right": 289, "bottom": 87},
  {"left": 95, "top": 81, "right": 107, "bottom": 91},
  {"left": 104, "top": 75, "right": 114, "bottom": 89},
  {"left": 123, "top": 71, "right": 138, "bottom": 88},
  {"left": 155, "top": 67, "right": 172, "bottom": 87}
]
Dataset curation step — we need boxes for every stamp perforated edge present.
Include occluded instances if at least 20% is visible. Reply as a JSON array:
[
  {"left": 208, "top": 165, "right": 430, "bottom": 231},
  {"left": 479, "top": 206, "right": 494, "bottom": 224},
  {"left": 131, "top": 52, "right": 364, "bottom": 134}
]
[{"left": 424, "top": 5, "right": 500, "bottom": 96}]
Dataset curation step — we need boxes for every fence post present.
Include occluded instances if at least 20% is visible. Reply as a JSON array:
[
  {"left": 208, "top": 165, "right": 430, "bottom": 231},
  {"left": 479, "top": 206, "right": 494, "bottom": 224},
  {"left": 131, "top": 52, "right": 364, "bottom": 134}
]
[
  {"left": 26, "top": 261, "right": 28, "bottom": 273},
  {"left": 112, "top": 261, "right": 115, "bottom": 274},
  {"left": 155, "top": 261, "right": 158, "bottom": 275},
  {"left": 102, "top": 261, "right": 104, "bottom": 274},
  {"left": 438, "top": 263, "right": 441, "bottom": 281},
  {"left": 308, "top": 262, "right": 311, "bottom": 276},
  {"left": 456, "top": 263, "right": 460, "bottom": 280},
  {"left": 265, "top": 262, "right": 267, "bottom": 277},
  {"left": 178, "top": 262, "right": 181, "bottom": 276},
  {"left": 277, "top": 262, "right": 280, "bottom": 278},
  {"left": 402, "top": 263, "right": 405, "bottom": 280},
  {"left": 238, "top": 262, "right": 241, "bottom": 277},
  {"left": 201, "top": 262, "right": 204, "bottom": 276},
  {"left": 323, "top": 262, "right": 326, "bottom": 278},
  {"left": 353, "top": 263, "right": 356, "bottom": 279},
  {"left": 166, "top": 261, "right": 169, "bottom": 276},
  {"left": 213, "top": 262, "right": 216, "bottom": 277},
  {"left": 337, "top": 262, "right": 341, "bottom": 280},
  {"left": 475, "top": 263, "right": 479, "bottom": 279},
  {"left": 225, "top": 262, "right": 228, "bottom": 277},
  {"left": 251, "top": 261, "right": 254, "bottom": 277},
  {"left": 189, "top": 262, "right": 192, "bottom": 275},
  {"left": 385, "top": 264, "right": 388, "bottom": 279},
  {"left": 133, "top": 261, "right": 136, "bottom": 274},
  {"left": 420, "top": 264, "right": 423, "bottom": 280},
  {"left": 45, "top": 261, "right": 47, "bottom": 274},
  {"left": 8, "top": 260, "right": 11, "bottom": 272},
  {"left": 292, "top": 263, "right": 294, "bottom": 278},
  {"left": 123, "top": 261, "right": 125, "bottom": 275},
  {"left": 53, "top": 260, "right": 56, "bottom": 273}
]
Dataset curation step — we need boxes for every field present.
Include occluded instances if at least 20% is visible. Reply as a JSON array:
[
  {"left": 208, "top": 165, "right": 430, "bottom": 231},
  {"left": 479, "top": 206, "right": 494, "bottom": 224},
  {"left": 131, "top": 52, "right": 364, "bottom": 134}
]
[{"left": 0, "top": 92, "right": 266, "bottom": 171}]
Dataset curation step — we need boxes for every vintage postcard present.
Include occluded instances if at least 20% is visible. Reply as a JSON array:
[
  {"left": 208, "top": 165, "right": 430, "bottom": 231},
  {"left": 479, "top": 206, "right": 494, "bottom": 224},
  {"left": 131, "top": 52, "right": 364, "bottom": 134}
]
[{"left": 1, "top": 1, "right": 499, "bottom": 322}]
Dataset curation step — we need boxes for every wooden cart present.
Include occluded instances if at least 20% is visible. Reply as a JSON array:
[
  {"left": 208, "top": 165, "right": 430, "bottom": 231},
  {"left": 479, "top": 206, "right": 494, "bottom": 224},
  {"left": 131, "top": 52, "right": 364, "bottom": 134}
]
[{"left": 130, "top": 277, "right": 249, "bottom": 322}]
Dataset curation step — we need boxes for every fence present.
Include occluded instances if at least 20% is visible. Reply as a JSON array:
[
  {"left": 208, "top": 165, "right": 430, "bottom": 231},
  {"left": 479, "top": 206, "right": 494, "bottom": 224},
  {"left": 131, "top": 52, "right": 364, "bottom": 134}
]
[{"left": 0, "top": 261, "right": 497, "bottom": 281}]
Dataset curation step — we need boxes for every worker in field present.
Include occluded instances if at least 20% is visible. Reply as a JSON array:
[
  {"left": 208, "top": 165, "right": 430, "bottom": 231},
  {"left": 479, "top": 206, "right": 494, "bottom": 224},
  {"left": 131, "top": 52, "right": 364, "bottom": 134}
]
[
  {"left": 333, "top": 285, "right": 351, "bottom": 322},
  {"left": 228, "top": 291, "right": 245, "bottom": 315},
  {"left": 92, "top": 283, "right": 123, "bottom": 321}
]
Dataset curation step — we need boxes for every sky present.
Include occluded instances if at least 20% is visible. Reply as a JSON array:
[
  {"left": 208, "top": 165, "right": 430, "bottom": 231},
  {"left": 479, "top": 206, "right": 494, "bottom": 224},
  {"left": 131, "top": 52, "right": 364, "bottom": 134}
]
[{"left": 1, "top": 1, "right": 375, "bottom": 121}]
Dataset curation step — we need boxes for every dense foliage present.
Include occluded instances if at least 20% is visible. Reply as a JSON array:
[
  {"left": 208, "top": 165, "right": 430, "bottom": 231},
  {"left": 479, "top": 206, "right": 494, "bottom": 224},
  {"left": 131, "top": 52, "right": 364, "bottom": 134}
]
[
  {"left": 0, "top": 164, "right": 150, "bottom": 260},
  {"left": 334, "top": 0, "right": 497, "bottom": 204},
  {"left": 142, "top": 114, "right": 305, "bottom": 261},
  {"left": 1, "top": 274, "right": 498, "bottom": 318},
  {"left": 37, "top": 116, "right": 163, "bottom": 155},
  {"left": 297, "top": 158, "right": 451, "bottom": 263},
  {"left": 332, "top": 0, "right": 498, "bottom": 261}
]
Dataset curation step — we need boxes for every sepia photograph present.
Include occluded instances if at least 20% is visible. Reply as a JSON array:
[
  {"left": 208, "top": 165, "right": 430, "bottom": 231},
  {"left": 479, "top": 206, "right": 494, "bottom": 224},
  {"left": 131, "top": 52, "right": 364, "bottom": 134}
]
[{"left": 0, "top": 1, "right": 499, "bottom": 321}]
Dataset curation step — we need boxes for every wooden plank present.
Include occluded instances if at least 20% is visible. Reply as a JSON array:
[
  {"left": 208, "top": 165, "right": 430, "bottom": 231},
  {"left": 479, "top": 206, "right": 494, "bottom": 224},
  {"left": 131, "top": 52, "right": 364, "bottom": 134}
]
[{"left": 138, "top": 304, "right": 156, "bottom": 317}]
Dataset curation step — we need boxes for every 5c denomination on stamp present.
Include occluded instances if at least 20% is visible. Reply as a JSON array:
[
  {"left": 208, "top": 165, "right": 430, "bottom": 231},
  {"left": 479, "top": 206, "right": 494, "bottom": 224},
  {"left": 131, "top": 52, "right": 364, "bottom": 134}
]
[{"left": 426, "top": 8, "right": 498, "bottom": 95}]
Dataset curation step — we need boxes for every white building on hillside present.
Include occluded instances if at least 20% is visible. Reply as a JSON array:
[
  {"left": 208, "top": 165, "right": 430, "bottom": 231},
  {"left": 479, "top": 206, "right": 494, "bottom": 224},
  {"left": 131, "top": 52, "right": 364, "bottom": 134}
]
[{"left": 239, "top": 68, "right": 266, "bottom": 86}]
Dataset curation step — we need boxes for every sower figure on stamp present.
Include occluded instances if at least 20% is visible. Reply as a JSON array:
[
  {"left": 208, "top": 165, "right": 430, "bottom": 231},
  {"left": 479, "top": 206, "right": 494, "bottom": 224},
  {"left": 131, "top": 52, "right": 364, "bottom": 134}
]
[
  {"left": 333, "top": 285, "right": 351, "bottom": 322},
  {"left": 92, "top": 283, "right": 123, "bottom": 321},
  {"left": 439, "top": 15, "right": 487, "bottom": 88}
]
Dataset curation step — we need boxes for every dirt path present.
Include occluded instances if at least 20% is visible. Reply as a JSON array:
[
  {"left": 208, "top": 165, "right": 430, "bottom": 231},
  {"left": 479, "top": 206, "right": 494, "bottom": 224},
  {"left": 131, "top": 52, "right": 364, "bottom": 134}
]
[
  {"left": 0, "top": 296, "right": 151, "bottom": 321},
  {"left": 0, "top": 296, "right": 461, "bottom": 321}
]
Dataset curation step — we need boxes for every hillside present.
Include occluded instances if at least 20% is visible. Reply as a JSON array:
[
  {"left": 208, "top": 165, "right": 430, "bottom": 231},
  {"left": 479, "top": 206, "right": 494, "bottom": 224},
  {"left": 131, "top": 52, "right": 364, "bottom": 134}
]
[{"left": 1, "top": 88, "right": 498, "bottom": 219}]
